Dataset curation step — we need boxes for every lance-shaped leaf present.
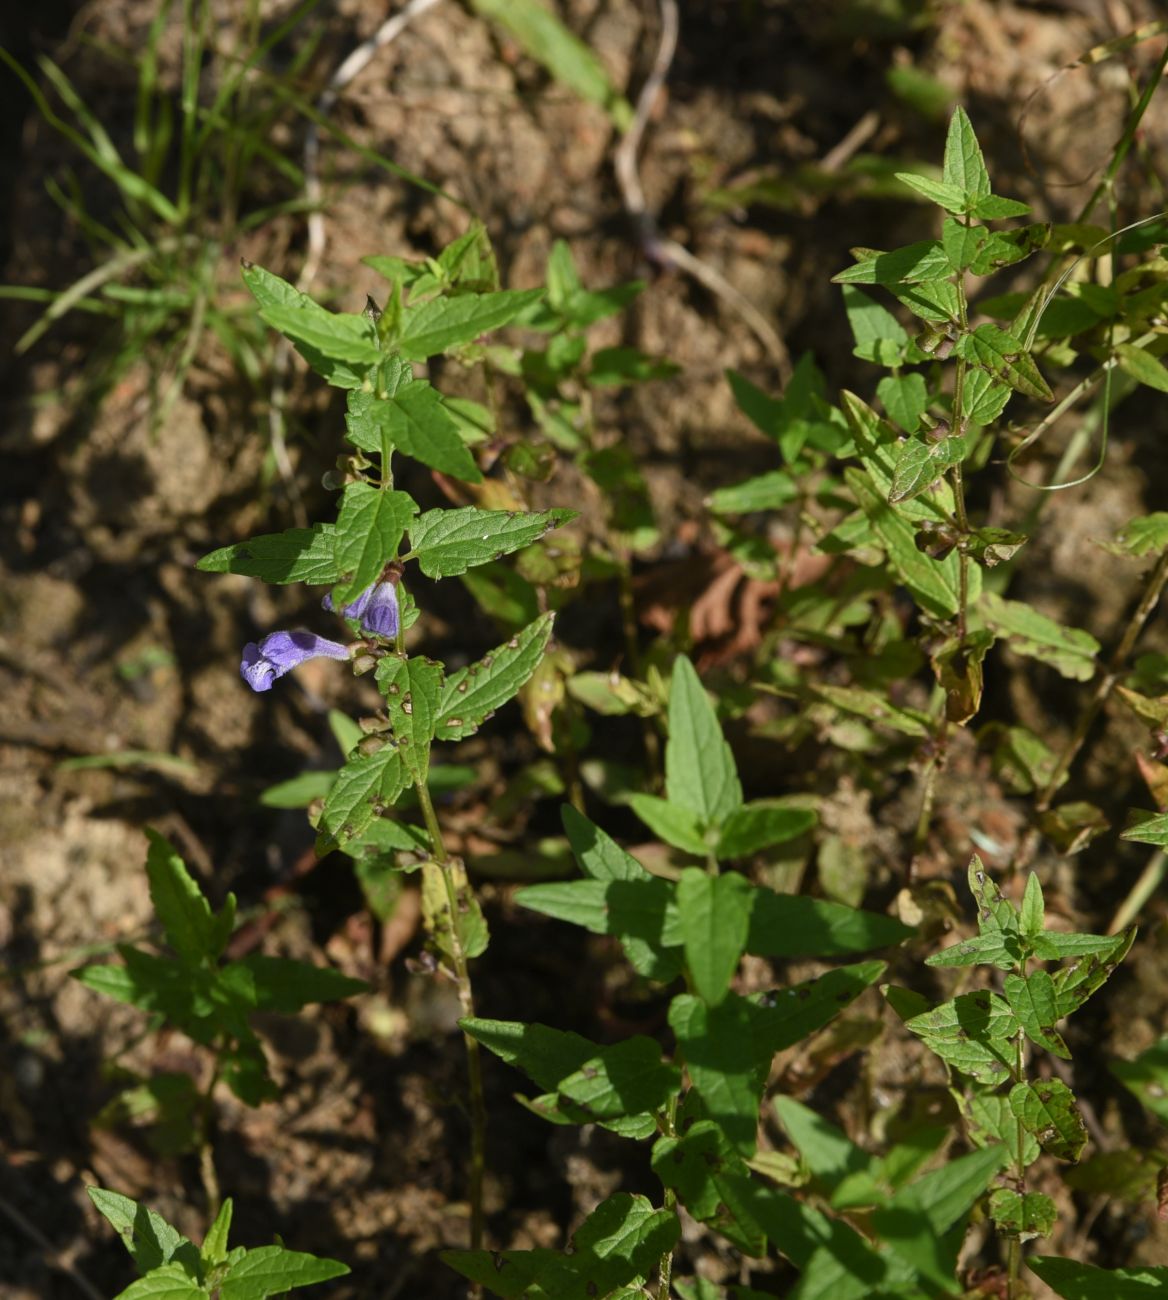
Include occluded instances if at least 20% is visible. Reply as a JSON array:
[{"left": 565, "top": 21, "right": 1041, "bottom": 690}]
[
  {"left": 904, "top": 991, "right": 1018, "bottom": 1086},
  {"left": 243, "top": 262, "right": 381, "bottom": 388},
  {"left": 435, "top": 612, "right": 555, "bottom": 740},
  {"left": 981, "top": 593, "right": 1100, "bottom": 681},
  {"left": 196, "top": 525, "right": 341, "bottom": 585},
  {"left": 1028, "top": 1256, "right": 1168, "bottom": 1299},
  {"left": 87, "top": 1188, "right": 199, "bottom": 1276},
  {"left": 1009, "top": 1080, "right": 1087, "bottom": 1163},
  {"left": 718, "top": 801, "right": 816, "bottom": 858},
  {"left": 218, "top": 1244, "right": 349, "bottom": 1298},
  {"left": 967, "top": 854, "right": 1019, "bottom": 934},
  {"left": 408, "top": 506, "right": 575, "bottom": 579},
  {"left": 317, "top": 743, "right": 408, "bottom": 850},
  {"left": 375, "top": 656, "right": 443, "bottom": 779},
  {"left": 956, "top": 324, "right": 1053, "bottom": 401},
  {"left": 397, "top": 288, "right": 544, "bottom": 360},
  {"left": 332, "top": 485, "right": 417, "bottom": 603},
  {"left": 833, "top": 240, "right": 952, "bottom": 285},
  {"left": 1004, "top": 969, "right": 1070, "bottom": 1058},
  {"left": 676, "top": 868, "right": 753, "bottom": 1005},
  {"left": 1052, "top": 928, "right": 1135, "bottom": 1018},
  {"left": 651, "top": 1122, "right": 767, "bottom": 1257},
  {"left": 345, "top": 385, "right": 481, "bottom": 483},
  {"left": 665, "top": 655, "right": 743, "bottom": 829},
  {"left": 747, "top": 890, "right": 913, "bottom": 957},
  {"left": 218, "top": 956, "right": 367, "bottom": 1015},
  {"left": 888, "top": 433, "right": 967, "bottom": 504},
  {"left": 942, "top": 106, "right": 991, "bottom": 202},
  {"left": 627, "top": 793, "right": 708, "bottom": 856},
  {"left": 1122, "top": 809, "right": 1168, "bottom": 846},
  {"left": 144, "top": 830, "right": 216, "bottom": 964}
]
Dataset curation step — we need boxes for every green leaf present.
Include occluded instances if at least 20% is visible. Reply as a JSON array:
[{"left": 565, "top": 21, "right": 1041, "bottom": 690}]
[
  {"left": 747, "top": 891, "right": 913, "bottom": 957},
  {"left": 196, "top": 526, "right": 340, "bottom": 585},
  {"left": 1009, "top": 1080, "right": 1087, "bottom": 1162},
  {"left": 1028, "top": 1257, "right": 1168, "bottom": 1299},
  {"left": 651, "top": 1122, "right": 767, "bottom": 1257},
  {"left": 409, "top": 506, "right": 575, "bottom": 579},
  {"left": 143, "top": 830, "right": 215, "bottom": 964},
  {"left": 981, "top": 592, "right": 1100, "bottom": 681},
  {"left": 989, "top": 1188, "right": 1056, "bottom": 1241},
  {"left": 955, "top": 324, "right": 1053, "bottom": 401},
  {"left": 942, "top": 106, "right": 991, "bottom": 201},
  {"left": 676, "top": 868, "right": 753, "bottom": 1005},
  {"left": 376, "top": 655, "right": 444, "bottom": 779},
  {"left": 220, "top": 955, "right": 367, "bottom": 1014},
  {"left": 942, "top": 218, "right": 987, "bottom": 272},
  {"left": 627, "top": 793, "right": 708, "bottom": 855},
  {"left": 773, "top": 1096, "right": 877, "bottom": 1200},
  {"left": 397, "top": 288, "right": 544, "bottom": 360},
  {"left": 218, "top": 1244, "right": 349, "bottom": 1298},
  {"left": 316, "top": 744, "right": 408, "bottom": 850},
  {"left": 200, "top": 1200, "right": 232, "bottom": 1269},
  {"left": 588, "top": 346, "right": 680, "bottom": 386},
  {"left": 904, "top": 991, "right": 1017, "bottom": 1085},
  {"left": 332, "top": 484, "right": 417, "bottom": 603},
  {"left": 435, "top": 611, "right": 555, "bottom": 740},
  {"left": 666, "top": 655, "right": 743, "bottom": 828},
  {"left": 259, "top": 771, "right": 336, "bottom": 809},
  {"left": 841, "top": 285, "right": 917, "bottom": 366},
  {"left": 1020, "top": 872, "right": 1045, "bottom": 937},
  {"left": 1052, "top": 928, "right": 1134, "bottom": 1018},
  {"left": 970, "top": 193, "right": 1031, "bottom": 219},
  {"left": 112, "top": 1264, "right": 207, "bottom": 1300},
  {"left": 706, "top": 470, "right": 798, "bottom": 514},
  {"left": 845, "top": 468, "right": 964, "bottom": 618},
  {"left": 1116, "top": 342, "right": 1168, "bottom": 392},
  {"left": 718, "top": 801, "right": 816, "bottom": 858},
  {"left": 877, "top": 372, "right": 927, "bottom": 433},
  {"left": 895, "top": 172, "right": 969, "bottom": 213},
  {"left": 1004, "top": 969, "right": 1070, "bottom": 1058},
  {"left": 88, "top": 1188, "right": 198, "bottom": 1276},
  {"left": 888, "top": 434, "right": 966, "bottom": 504},
  {"left": 1122, "top": 809, "right": 1168, "bottom": 846},
  {"left": 961, "top": 369, "right": 1011, "bottom": 425},
  {"left": 469, "top": 0, "right": 633, "bottom": 129},
  {"left": 1109, "top": 513, "right": 1168, "bottom": 558},
  {"left": 556, "top": 1036, "right": 681, "bottom": 1121},
  {"left": 833, "top": 240, "right": 952, "bottom": 285},
  {"left": 965, "top": 525, "right": 1027, "bottom": 568},
  {"left": 345, "top": 386, "right": 482, "bottom": 483}
]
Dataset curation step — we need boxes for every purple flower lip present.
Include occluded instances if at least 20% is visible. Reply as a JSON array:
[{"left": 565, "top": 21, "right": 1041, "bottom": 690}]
[
  {"left": 322, "top": 580, "right": 400, "bottom": 639},
  {"left": 241, "top": 630, "right": 351, "bottom": 692}
]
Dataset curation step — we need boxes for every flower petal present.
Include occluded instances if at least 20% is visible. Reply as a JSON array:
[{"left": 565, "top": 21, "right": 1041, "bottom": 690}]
[
  {"left": 322, "top": 581, "right": 399, "bottom": 639},
  {"left": 241, "top": 630, "right": 350, "bottom": 692}
]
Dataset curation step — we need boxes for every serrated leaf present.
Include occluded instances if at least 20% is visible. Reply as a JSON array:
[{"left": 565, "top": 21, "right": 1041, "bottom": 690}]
[
  {"left": 112, "top": 1264, "right": 207, "bottom": 1300},
  {"left": 345, "top": 385, "right": 482, "bottom": 482},
  {"left": 942, "top": 218, "right": 987, "bottom": 271},
  {"left": 926, "top": 930, "right": 1020, "bottom": 971},
  {"left": 1052, "top": 928, "right": 1134, "bottom": 1018},
  {"left": 961, "top": 368, "right": 1011, "bottom": 426},
  {"left": 970, "top": 193, "right": 1031, "bottom": 219},
  {"left": 88, "top": 1188, "right": 199, "bottom": 1276},
  {"left": 627, "top": 793, "right": 708, "bottom": 855},
  {"left": 218, "top": 1244, "right": 349, "bottom": 1299},
  {"left": 942, "top": 106, "right": 991, "bottom": 201},
  {"left": 409, "top": 506, "right": 574, "bottom": 579},
  {"left": 905, "top": 991, "right": 1018, "bottom": 1085},
  {"left": 1109, "top": 513, "right": 1168, "bottom": 557},
  {"left": 666, "top": 655, "right": 743, "bottom": 828},
  {"left": 652, "top": 1122, "right": 767, "bottom": 1257},
  {"left": 375, "top": 655, "right": 443, "bottom": 778},
  {"left": 718, "top": 801, "right": 816, "bottom": 858},
  {"left": 435, "top": 611, "right": 554, "bottom": 740},
  {"left": 877, "top": 372, "right": 927, "bottom": 433},
  {"left": 196, "top": 526, "right": 340, "bottom": 585},
  {"left": 397, "top": 288, "right": 543, "bottom": 359},
  {"left": 676, "top": 868, "right": 753, "bottom": 1005},
  {"left": 1028, "top": 1257, "right": 1168, "bottom": 1299},
  {"left": 1122, "top": 809, "right": 1168, "bottom": 845},
  {"left": 317, "top": 744, "right": 408, "bottom": 850},
  {"left": 895, "top": 172, "right": 968, "bottom": 213},
  {"left": 989, "top": 1188, "right": 1056, "bottom": 1241},
  {"left": 332, "top": 484, "right": 417, "bottom": 603},
  {"left": 219, "top": 955, "right": 367, "bottom": 1014},
  {"left": 143, "top": 830, "right": 215, "bottom": 964},
  {"left": 833, "top": 240, "right": 952, "bottom": 285},
  {"left": 956, "top": 324, "right": 1053, "bottom": 401},
  {"left": 1004, "top": 969, "right": 1069, "bottom": 1058},
  {"left": 981, "top": 592, "right": 1100, "bottom": 681},
  {"left": 888, "top": 434, "right": 966, "bottom": 504},
  {"left": 1009, "top": 1080, "right": 1087, "bottom": 1162},
  {"left": 967, "top": 855, "right": 1018, "bottom": 934}
]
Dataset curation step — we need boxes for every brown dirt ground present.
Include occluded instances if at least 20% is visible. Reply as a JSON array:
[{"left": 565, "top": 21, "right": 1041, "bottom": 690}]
[{"left": 3, "top": 1, "right": 1168, "bottom": 1296}]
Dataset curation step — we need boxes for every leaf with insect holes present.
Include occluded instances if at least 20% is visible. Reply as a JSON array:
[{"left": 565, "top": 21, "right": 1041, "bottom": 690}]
[
  {"left": 375, "top": 656, "right": 443, "bottom": 779},
  {"left": 888, "top": 434, "right": 966, "bottom": 504},
  {"left": 1052, "top": 928, "right": 1135, "bottom": 1018},
  {"left": 345, "top": 386, "right": 482, "bottom": 483},
  {"left": 989, "top": 1188, "right": 1056, "bottom": 1241},
  {"left": 331, "top": 485, "right": 417, "bottom": 603},
  {"left": 666, "top": 656, "right": 743, "bottom": 828},
  {"left": 676, "top": 868, "right": 753, "bottom": 1005},
  {"left": 397, "top": 288, "right": 543, "bottom": 360},
  {"left": 196, "top": 526, "right": 341, "bottom": 585},
  {"left": 316, "top": 744, "right": 408, "bottom": 851},
  {"left": 956, "top": 324, "right": 1053, "bottom": 401},
  {"left": 435, "top": 612, "right": 555, "bottom": 740},
  {"left": 1005, "top": 969, "right": 1070, "bottom": 1058},
  {"left": 904, "top": 992, "right": 1018, "bottom": 1086},
  {"left": 1009, "top": 1080, "right": 1087, "bottom": 1163},
  {"left": 408, "top": 506, "right": 576, "bottom": 579}
]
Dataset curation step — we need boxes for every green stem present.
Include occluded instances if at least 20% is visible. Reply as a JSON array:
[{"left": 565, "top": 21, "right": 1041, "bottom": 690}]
[
  {"left": 1007, "top": 967, "right": 1027, "bottom": 1300},
  {"left": 416, "top": 779, "right": 488, "bottom": 1258},
  {"left": 618, "top": 557, "right": 661, "bottom": 786},
  {"left": 198, "top": 1060, "right": 222, "bottom": 1218},
  {"left": 655, "top": 1094, "right": 680, "bottom": 1299}
]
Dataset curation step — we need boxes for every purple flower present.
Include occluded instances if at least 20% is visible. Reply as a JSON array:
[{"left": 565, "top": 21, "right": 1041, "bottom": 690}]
[
  {"left": 322, "top": 580, "right": 400, "bottom": 639},
  {"left": 240, "top": 630, "right": 351, "bottom": 692}
]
